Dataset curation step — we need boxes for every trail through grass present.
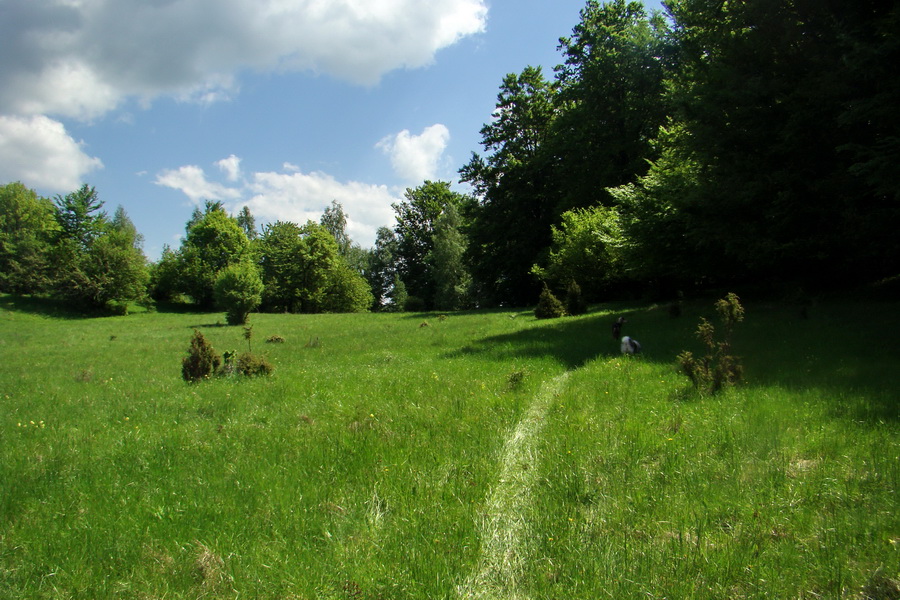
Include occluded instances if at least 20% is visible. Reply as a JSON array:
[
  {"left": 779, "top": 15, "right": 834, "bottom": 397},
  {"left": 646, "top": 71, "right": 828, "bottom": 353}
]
[
  {"left": 460, "top": 372, "right": 570, "bottom": 600},
  {"left": 1, "top": 295, "right": 898, "bottom": 598}
]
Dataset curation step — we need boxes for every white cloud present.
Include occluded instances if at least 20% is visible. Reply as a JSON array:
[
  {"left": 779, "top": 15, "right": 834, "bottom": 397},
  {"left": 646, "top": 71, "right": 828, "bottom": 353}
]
[
  {"left": 0, "top": 115, "right": 103, "bottom": 192},
  {"left": 245, "top": 170, "right": 399, "bottom": 247},
  {"left": 0, "top": 0, "right": 484, "bottom": 194},
  {"left": 155, "top": 165, "right": 243, "bottom": 203},
  {"left": 0, "top": 0, "right": 488, "bottom": 120},
  {"left": 376, "top": 124, "right": 451, "bottom": 183},
  {"left": 155, "top": 160, "right": 399, "bottom": 247},
  {"left": 216, "top": 154, "right": 243, "bottom": 182}
]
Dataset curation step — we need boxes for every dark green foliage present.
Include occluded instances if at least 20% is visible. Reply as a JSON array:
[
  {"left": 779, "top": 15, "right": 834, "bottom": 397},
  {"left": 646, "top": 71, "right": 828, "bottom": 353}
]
[
  {"left": 0, "top": 182, "right": 57, "bottom": 294},
  {"left": 428, "top": 203, "right": 472, "bottom": 311},
  {"left": 534, "top": 284, "right": 566, "bottom": 319},
  {"left": 404, "top": 295, "right": 426, "bottom": 312},
  {"left": 51, "top": 190, "right": 149, "bottom": 310},
  {"left": 365, "top": 227, "right": 400, "bottom": 310},
  {"left": 392, "top": 181, "right": 470, "bottom": 309},
  {"left": 460, "top": 67, "right": 557, "bottom": 306},
  {"left": 171, "top": 203, "right": 251, "bottom": 307},
  {"left": 320, "top": 200, "right": 352, "bottom": 259},
  {"left": 532, "top": 206, "right": 625, "bottom": 301},
  {"left": 236, "top": 352, "right": 274, "bottom": 377},
  {"left": 181, "top": 329, "right": 272, "bottom": 381},
  {"left": 54, "top": 184, "right": 105, "bottom": 250},
  {"left": 506, "top": 367, "right": 528, "bottom": 390},
  {"left": 677, "top": 293, "right": 745, "bottom": 394},
  {"left": 564, "top": 279, "right": 588, "bottom": 316},
  {"left": 148, "top": 245, "right": 181, "bottom": 302},
  {"left": 632, "top": 0, "right": 900, "bottom": 286},
  {"left": 235, "top": 206, "right": 257, "bottom": 240},
  {"left": 321, "top": 261, "right": 374, "bottom": 313},
  {"left": 182, "top": 330, "right": 221, "bottom": 382},
  {"left": 258, "top": 220, "right": 369, "bottom": 314},
  {"left": 243, "top": 325, "right": 253, "bottom": 353},
  {"left": 552, "top": 0, "right": 673, "bottom": 212},
  {"left": 387, "top": 275, "right": 408, "bottom": 313},
  {"left": 214, "top": 261, "right": 263, "bottom": 325}
]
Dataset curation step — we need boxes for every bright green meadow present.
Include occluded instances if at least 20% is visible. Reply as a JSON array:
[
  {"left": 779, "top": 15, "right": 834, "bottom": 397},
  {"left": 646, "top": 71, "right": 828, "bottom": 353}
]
[{"left": 1, "top": 295, "right": 898, "bottom": 599}]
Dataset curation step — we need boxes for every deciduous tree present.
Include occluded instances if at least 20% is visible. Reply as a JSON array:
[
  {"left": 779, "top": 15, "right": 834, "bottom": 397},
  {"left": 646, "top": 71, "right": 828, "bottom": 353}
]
[{"left": 0, "top": 182, "right": 57, "bottom": 294}]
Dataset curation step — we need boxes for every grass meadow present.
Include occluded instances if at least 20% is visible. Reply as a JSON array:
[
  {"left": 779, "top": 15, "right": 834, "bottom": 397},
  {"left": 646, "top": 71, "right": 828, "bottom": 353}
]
[{"left": 1, "top": 294, "right": 897, "bottom": 599}]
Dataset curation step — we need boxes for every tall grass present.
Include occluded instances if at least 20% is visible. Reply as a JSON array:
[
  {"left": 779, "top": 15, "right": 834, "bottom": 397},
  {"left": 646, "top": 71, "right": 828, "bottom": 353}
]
[{"left": 1, "top": 295, "right": 897, "bottom": 598}]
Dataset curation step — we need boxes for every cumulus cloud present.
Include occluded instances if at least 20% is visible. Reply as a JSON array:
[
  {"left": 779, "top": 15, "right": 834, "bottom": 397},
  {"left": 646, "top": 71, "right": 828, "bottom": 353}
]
[
  {"left": 0, "top": 0, "right": 484, "bottom": 192},
  {"left": 0, "top": 115, "right": 103, "bottom": 192},
  {"left": 0, "top": 0, "right": 488, "bottom": 121},
  {"left": 155, "top": 159, "right": 399, "bottom": 247},
  {"left": 155, "top": 165, "right": 243, "bottom": 203},
  {"left": 216, "top": 155, "right": 243, "bottom": 182},
  {"left": 377, "top": 124, "right": 451, "bottom": 183},
  {"left": 246, "top": 170, "right": 399, "bottom": 247}
]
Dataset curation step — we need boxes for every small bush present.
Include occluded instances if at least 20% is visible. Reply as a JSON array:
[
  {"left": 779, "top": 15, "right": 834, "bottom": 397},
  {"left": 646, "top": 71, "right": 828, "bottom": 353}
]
[
  {"left": 236, "top": 352, "right": 274, "bottom": 377},
  {"left": 507, "top": 367, "right": 528, "bottom": 390},
  {"left": 182, "top": 330, "right": 222, "bottom": 382},
  {"left": 677, "top": 292, "right": 744, "bottom": 394},
  {"left": 405, "top": 295, "right": 426, "bottom": 312},
  {"left": 105, "top": 300, "right": 130, "bottom": 316},
  {"left": 265, "top": 335, "right": 285, "bottom": 344},
  {"left": 535, "top": 283, "right": 566, "bottom": 319},
  {"left": 564, "top": 279, "right": 588, "bottom": 316}
]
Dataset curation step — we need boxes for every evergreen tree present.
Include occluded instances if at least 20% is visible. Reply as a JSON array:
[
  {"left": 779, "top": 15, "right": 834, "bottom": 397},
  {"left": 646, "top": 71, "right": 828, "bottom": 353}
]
[{"left": 51, "top": 190, "right": 149, "bottom": 310}]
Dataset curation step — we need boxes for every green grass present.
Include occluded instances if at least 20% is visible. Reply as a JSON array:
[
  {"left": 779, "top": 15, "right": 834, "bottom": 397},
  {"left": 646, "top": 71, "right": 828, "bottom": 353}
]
[{"left": 1, "top": 295, "right": 897, "bottom": 598}]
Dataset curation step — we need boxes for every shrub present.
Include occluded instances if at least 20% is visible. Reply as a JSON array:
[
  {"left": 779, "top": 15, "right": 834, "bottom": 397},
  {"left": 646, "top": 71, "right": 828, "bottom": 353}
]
[
  {"left": 265, "top": 335, "right": 285, "bottom": 344},
  {"left": 214, "top": 261, "right": 263, "bottom": 326},
  {"left": 405, "top": 295, "right": 426, "bottom": 312},
  {"left": 507, "top": 367, "right": 528, "bottom": 390},
  {"left": 677, "top": 292, "right": 744, "bottom": 394},
  {"left": 236, "top": 352, "right": 274, "bottom": 377},
  {"left": 564, "top": 279, "right": 588, "bottom": 316},
  {"left": 535, "top": 283, "right": 566, "bottom": 319},
  {"left": 182, "top": 330, "right": 221, "bottom": 382}
]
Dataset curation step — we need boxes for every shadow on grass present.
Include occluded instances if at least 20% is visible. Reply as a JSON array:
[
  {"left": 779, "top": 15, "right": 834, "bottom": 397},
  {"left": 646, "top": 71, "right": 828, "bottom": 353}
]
[
  {"left": 0, "top": 294, "right": 97, "bottom": 319},
  {"left": 735, "top": 300, "right": 900, "bottom": 422},
  {"left": 443, "top": 306, "right": 666, "bottom": 370},
  {"left": 446, "top": 299, "right": 900, "bottom": 423}
]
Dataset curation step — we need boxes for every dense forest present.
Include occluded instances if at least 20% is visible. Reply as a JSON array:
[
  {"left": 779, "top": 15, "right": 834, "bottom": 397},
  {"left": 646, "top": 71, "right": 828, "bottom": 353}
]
[{"left": 2, "top": 0, "right": 898, "bottom": 314}]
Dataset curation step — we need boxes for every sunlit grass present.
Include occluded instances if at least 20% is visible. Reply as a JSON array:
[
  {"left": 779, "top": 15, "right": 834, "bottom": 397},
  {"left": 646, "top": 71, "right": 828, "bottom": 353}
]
[{"left": 1, "top": 295, "right": 897, "bottom": 598}]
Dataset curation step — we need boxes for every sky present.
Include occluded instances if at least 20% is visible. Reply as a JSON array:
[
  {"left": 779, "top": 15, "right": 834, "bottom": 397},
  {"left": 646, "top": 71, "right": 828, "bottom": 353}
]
[{"left": 1, "top": 0, "right": 663, "bottom": 259}]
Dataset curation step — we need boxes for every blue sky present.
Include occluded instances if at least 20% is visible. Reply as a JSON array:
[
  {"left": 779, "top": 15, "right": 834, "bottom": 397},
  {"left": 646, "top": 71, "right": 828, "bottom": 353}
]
[{"left": 1, "top": 0, "right": 663, "bottom": 259}]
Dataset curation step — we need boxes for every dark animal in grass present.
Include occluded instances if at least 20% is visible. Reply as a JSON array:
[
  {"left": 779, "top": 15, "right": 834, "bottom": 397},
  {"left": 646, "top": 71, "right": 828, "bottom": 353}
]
[
  {"left": 621, "top": 336, "right": 642, "bottom": 355},
  {"left": 612, "top": 316, "right": 626, "bottom": 340}
]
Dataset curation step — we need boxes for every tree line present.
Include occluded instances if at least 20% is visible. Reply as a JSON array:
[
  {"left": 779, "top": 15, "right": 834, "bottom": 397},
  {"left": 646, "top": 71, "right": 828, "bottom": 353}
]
[
  {"left": 457, "top": 0, "right": 899, "bottom": 305},
  {"left": 2, "top": 0, "right": 898, "bottom": 314},
  {"left": 0, "top": 180, "right": 469, "bottom": 315}
]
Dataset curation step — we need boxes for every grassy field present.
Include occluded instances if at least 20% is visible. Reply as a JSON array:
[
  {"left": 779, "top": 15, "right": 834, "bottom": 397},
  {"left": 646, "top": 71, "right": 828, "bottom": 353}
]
[{"left": 1, "top": 294, "right": 897, "bottom": 599}]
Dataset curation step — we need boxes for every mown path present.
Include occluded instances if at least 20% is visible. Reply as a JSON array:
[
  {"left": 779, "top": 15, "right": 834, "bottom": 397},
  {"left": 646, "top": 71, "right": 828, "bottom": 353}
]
[{"left": 458, "top": 372, "right": 570, "bottom": 600}]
